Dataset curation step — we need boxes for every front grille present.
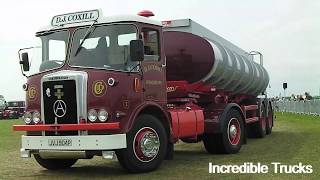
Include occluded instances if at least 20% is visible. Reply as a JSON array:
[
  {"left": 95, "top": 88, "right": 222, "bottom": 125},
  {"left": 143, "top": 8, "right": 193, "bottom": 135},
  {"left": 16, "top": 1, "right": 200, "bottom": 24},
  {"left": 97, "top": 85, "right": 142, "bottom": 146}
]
[{"left": 42, "top": 80, "right": 78, "bottom": 135}]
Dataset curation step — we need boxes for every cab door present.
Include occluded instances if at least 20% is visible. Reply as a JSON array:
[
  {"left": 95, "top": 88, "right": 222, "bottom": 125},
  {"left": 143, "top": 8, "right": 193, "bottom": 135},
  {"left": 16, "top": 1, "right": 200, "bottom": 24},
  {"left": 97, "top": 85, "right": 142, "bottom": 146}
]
[{"left": 140, "top": 27, "right": 166, "bottom": 104}]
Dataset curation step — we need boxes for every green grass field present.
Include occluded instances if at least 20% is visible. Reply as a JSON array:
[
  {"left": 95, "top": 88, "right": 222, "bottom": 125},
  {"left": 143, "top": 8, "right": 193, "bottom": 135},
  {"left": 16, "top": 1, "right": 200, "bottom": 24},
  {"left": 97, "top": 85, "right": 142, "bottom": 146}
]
[{"left": 1, "top": 113, "right": 320, "bottom": 180}]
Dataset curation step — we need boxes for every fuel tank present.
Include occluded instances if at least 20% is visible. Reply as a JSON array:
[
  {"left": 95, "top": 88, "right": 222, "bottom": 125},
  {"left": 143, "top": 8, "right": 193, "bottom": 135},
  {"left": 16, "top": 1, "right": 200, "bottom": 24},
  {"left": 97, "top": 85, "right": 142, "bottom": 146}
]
[{"left": 163, "top": 19, "right": 269, "bottom": 96}]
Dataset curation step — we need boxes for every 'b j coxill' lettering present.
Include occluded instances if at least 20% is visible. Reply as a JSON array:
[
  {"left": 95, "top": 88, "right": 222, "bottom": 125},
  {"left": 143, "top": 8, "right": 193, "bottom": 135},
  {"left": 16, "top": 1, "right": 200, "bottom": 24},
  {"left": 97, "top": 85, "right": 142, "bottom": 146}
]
[{"left": 52, "top": 10, "right": 99, "bottom": 26}]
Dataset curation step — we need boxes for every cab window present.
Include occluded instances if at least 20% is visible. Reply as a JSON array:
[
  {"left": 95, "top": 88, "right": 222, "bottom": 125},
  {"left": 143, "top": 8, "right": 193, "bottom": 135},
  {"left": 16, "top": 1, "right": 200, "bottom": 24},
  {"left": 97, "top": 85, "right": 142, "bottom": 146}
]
[{"left": 141, "top": 28, "right": 160, "bottom": 61}]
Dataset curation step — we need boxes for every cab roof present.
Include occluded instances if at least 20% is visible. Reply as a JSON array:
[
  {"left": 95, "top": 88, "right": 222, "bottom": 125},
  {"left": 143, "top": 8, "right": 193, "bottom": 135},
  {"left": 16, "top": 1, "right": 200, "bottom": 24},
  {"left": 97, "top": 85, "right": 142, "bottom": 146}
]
[{"left": 38, "top": 10, "right": 162, "bottom": 33}]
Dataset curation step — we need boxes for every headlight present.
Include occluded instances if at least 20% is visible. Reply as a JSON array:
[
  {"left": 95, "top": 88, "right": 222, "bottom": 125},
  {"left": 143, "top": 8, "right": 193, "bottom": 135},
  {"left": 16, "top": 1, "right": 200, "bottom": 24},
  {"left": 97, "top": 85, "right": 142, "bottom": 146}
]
[
  {"left": 32, "top": 111, "right": 41, "bottom": 124},
  {"left": 98, "top": 109, "right": 108, "bottom": 122},
  {"left": 88, "top": 109, "right": 98, "bottom": 122},
  {"left": 23, "top": 112, "right": 32, "bottom": 124}
]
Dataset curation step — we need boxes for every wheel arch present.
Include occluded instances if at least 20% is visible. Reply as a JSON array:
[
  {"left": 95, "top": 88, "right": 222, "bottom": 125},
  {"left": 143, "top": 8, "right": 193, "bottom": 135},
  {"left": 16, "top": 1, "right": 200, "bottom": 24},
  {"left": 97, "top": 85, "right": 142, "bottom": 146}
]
[{"left": 127, "top": 102, "right": 172, "bottom": 142}]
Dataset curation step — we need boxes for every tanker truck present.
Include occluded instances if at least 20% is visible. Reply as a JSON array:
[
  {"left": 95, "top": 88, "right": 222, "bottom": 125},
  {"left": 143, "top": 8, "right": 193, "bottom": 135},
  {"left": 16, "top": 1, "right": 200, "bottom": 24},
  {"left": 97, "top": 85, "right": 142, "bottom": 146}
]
[{"left": 13, "top": 10, "right": 273, "bottom": 173}]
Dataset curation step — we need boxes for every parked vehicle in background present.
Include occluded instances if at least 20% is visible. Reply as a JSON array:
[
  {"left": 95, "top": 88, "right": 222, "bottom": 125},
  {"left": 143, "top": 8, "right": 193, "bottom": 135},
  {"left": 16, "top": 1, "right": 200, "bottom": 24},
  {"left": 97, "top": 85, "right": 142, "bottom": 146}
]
[
  {"left": 0, "top": 96, "right": 25, "bottom": 119},
  {"left": 7, "top": 101, "right": 26, "bottom": 118},
  {"left": 2, "top": 109, "right": 19, "bottom": 119}
]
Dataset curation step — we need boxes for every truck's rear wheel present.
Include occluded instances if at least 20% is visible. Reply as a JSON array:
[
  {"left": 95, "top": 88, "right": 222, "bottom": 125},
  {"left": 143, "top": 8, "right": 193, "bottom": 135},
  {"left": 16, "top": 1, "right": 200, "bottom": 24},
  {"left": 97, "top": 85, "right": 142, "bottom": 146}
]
[
  {"left": 266, "top": 105, "right": 273, "bottom": 135},
  {"left": 116, "top": 114, "right": 167, "bottom": 173},
  {"left": 34, "top": 154, "right": 77, "bottom": 170},
  {"left": 203, "top": 109, "right": 244, "bottom": 154}
]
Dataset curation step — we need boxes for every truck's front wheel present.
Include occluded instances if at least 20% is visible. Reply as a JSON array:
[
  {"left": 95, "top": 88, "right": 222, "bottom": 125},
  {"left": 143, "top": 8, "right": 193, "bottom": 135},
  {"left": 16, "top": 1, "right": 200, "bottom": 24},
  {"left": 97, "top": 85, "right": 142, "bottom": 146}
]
[
  {"left": 34, "top": 154, "right": 77, "bottom": 170},
  {"left": 116, "top": 114, "right": 167, "bottom": 173}
]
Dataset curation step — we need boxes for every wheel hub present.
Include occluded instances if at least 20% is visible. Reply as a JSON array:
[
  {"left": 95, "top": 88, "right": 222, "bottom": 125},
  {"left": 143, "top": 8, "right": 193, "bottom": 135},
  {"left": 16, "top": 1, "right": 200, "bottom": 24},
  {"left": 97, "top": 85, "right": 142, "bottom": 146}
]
[
  {"left": 227, "top": 118, "right": 241, "bottom": 145},
  {"left": 229, "top": 125, "right": 237, "bottom": 138},
  {"left": 133, "top": 127, "right": 160, "bottom": 162},
  {"left": 140, "top": 132, "right": 160, "bottom": 158}
]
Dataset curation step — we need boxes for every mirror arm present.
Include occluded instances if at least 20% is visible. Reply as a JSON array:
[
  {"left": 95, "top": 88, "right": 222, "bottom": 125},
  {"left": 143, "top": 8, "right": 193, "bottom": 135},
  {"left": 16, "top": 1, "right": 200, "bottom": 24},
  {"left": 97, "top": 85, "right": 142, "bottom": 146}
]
[{"left": 139, "top": 61, "right": 144, "bottom": 80}]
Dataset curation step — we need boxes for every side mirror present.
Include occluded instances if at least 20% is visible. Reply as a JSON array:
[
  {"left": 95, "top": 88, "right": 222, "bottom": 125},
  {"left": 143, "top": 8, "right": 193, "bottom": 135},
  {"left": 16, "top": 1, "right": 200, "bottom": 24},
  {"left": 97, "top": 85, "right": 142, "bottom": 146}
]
[
  {"left": 130, "top": 40, "right": 144, "bottom": 62},
  {"left": 20, "top": 52, "right": 30, "bottom": 71}
]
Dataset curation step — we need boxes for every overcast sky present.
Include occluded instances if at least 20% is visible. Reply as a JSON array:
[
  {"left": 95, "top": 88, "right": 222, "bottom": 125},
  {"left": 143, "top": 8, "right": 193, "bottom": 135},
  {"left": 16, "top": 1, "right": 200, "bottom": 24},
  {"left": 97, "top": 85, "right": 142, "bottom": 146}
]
[{"left": 0, "top": 0, "right": 319, "bottom": 101}]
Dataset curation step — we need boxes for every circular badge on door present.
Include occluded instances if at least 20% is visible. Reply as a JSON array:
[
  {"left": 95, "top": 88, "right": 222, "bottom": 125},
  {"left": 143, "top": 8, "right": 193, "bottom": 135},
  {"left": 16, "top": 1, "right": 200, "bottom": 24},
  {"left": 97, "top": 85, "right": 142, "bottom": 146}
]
[
  {"left": 92, "top": 80, "right": 107, "bottom": 97},
  {"left": 28, "top": 86, "right": 37, "bottom": 100}
]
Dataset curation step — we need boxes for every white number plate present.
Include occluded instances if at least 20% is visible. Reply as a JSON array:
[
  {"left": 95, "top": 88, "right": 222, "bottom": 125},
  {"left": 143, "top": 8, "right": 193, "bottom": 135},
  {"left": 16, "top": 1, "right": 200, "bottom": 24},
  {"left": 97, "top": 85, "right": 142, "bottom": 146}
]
[{"left": 48, "top": 139, "right": 72, "bottom": 147}]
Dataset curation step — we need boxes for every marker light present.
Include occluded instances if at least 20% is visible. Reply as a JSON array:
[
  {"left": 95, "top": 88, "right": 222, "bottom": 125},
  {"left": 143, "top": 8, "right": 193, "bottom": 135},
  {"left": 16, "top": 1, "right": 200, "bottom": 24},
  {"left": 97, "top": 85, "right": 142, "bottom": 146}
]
[
  {"left": 98, "top": 109, "right": 108, "bottom": 122},
  {"left": 88, "top": 109, "right": 98, "bottom": 122},
  {"left": 137, "top": 10, "right": 154, "bottom": 17}
]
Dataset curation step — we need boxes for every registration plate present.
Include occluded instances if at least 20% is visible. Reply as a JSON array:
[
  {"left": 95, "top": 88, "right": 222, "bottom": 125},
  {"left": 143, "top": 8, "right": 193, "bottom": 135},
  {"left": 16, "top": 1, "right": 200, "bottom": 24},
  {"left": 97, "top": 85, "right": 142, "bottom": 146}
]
[{"left": 48, "top": 139, "right": 72, "bottom": 147}]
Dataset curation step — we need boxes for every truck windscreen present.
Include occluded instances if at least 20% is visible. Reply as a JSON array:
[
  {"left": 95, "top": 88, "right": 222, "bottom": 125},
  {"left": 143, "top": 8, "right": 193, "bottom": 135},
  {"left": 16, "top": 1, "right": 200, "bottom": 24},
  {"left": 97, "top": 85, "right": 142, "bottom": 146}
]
[
  {"left": 24, "top": 30, "right": 69, "bottom": 76},
  {"left": 69, "top": 24, "right": 138, "bottom": 71},
  {"left": 39, "top": 30, "right": 69, "bottom": 72}
]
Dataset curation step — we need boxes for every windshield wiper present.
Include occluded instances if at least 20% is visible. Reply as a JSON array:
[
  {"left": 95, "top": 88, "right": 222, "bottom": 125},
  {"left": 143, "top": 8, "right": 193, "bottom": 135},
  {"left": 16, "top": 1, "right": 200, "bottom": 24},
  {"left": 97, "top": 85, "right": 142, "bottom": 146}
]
[
  {"left": 74, "top": 21, "right": 96, "bottom": 56},
  {"left": 36, "top": 31, "right": 55, "bottom": 37}
]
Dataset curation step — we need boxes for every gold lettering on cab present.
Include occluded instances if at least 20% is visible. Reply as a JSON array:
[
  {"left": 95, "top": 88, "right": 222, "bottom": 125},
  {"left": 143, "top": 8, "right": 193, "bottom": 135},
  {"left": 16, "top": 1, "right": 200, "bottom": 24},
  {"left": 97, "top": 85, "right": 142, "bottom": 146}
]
[
  {"left": 93, "top": 80, "right": 107, "bottom": 97},
  {"left": 146, "top": 80, "right": 162, "bottom": 85},
  {"left": 143, "top": 65, "right": 162, "bottom": 73}
]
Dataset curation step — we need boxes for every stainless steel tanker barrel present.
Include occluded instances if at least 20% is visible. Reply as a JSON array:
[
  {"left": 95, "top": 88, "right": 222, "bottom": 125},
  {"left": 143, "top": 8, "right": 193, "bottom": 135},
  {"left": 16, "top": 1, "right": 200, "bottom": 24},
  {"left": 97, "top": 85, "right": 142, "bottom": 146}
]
[{"left": 163, "top": 31, "right": 269, "bottom": 96}]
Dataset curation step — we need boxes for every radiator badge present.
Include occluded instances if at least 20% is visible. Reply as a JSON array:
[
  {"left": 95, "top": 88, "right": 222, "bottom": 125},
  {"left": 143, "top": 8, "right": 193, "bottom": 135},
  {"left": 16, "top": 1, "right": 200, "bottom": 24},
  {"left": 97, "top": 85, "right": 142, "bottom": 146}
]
[
  {"left": 93, "top": 80, "right": 107, "bottom": 97},
  {"left": 46, "top": 88, "right": 51, "bottom": 97},
  {"left": 54, "top": 85, "right": 64, "bottom": 99},
  {"left": 53, "top": 100, "right": 67, "bottom": 118}
]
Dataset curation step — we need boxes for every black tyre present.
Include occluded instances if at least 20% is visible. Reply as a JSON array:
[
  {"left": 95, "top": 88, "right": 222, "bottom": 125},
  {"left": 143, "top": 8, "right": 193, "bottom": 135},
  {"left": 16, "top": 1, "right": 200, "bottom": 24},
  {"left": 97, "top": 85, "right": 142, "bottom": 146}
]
[
  {"left": 203, "top": 109, "right": 244, "bottom": 154},
  {"left": 203, "top": 133, "right": 224, "bottom": 154},
  {"left": 266, "top": 104, "right": 273, "bottom": 135},
  {"left": 34, "top": 154, "right": 77, "bottom": 170},
  {"left": 249, "top": 103, "right": 267, "bottom": 138},
  {"left": 9, "top": 113, "right": 14, "bottom": 119},
  {"left": 10, "top": 114, "right": 14, "bottom": 119},
  {"left": 116, "top": 114, "right": 167, "bottom": 173}
]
